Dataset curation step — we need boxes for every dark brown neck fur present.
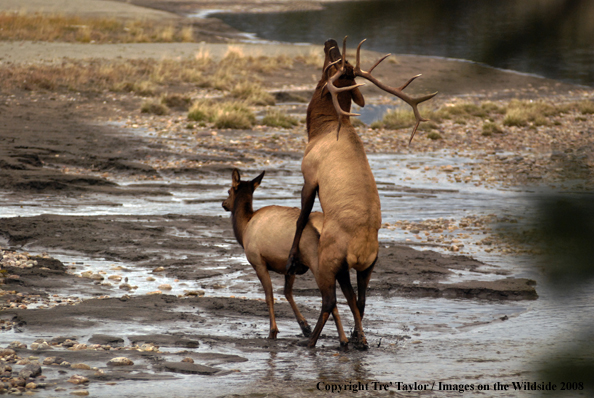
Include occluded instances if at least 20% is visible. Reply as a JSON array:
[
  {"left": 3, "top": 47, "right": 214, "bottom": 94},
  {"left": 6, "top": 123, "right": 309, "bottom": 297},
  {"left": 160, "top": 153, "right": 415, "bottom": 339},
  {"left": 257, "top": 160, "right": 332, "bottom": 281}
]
[
  {"left": 306, "top": 80, "right": 354, "bottom": 140},
  {"left": 231, "top": 188, "right": 254, "bottom": 248}
]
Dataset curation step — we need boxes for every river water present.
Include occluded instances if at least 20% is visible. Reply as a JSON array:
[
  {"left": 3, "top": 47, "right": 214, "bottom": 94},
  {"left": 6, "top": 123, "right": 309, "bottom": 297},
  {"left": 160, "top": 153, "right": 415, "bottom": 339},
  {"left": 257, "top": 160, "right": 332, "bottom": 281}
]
[{"left": 209, "top": 0, "right": 594, "bottom": 87}]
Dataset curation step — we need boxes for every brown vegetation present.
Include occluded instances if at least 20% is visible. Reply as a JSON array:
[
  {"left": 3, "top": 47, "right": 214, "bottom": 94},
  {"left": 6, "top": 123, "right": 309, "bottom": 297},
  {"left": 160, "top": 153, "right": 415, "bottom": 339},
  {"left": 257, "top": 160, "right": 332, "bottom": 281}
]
[{"left": 0, "top": 12, "right": 195, "bottom": 43}]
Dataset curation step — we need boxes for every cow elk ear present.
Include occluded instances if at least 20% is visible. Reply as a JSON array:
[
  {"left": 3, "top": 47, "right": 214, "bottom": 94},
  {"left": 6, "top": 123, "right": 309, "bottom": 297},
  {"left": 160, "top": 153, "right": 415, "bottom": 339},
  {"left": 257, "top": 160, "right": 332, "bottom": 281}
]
[
  {"left": 252, "top": 171, "right": 265, "bottom": 190},
  {"left": 232, "top": 168, "right": 241, "bottom": 188}
]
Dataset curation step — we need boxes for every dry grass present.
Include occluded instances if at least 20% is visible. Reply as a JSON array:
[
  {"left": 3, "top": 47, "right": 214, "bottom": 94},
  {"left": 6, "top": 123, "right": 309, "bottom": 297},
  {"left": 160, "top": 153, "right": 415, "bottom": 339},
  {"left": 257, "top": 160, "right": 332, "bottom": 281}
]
[
  {"left": 230, "top": 81, "right": 275, "bottom": 106},
  {"left": 0, "top": 12, "right": 196, "bottom": 43},
  {"left": 0, "top": 46, "right": 312, "bottom": 97},
  {"left": 141, "top": 100, "right": 169, "bottom": 115},
  {"left": 371, "top": 99, "right": 594, "bottom": 133},
  {"left": 188, "top": 100, "right": 255, "bottom": 129},
  {"left": 0, "top": 58, "right": 212, "bottom": 94},
  {"left": 371, "top": 108, "right": 438, "bottom": 131},
  {"left": 261, "top": 109, "right": 299, "bottom": 128},
  {"left": 503, "top": 99, "right": 560, "bottom": 127}
]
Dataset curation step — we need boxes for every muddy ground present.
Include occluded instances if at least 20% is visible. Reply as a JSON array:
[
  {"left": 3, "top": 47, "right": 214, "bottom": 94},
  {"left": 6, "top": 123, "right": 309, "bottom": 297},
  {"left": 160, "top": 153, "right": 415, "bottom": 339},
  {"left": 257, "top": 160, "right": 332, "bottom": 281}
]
[{"left": 0, "top": 59, "right": 545, "bottom": 396}]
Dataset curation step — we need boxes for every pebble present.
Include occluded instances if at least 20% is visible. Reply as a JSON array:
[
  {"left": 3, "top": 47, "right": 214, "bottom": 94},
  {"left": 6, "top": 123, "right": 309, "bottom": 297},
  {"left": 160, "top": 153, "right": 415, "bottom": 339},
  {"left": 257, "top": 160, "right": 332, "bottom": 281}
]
[
  {"left": 184, "top": 290, "right": 205, "bottom": 297},
  {"left": 30, "top": 342, "right": 50, "bottom": 351},
  {"left": 70, "top": 390, "right": 90, "bottom": 396},
  {"left": 67, "top": 375, "right": 89, "bottom": 385},
  {"left": 71, "top": 363, "right": 91, "bottom": 370},
  {"left": 158, "top": 284, "right": 172, "bottom": 290},
  {"left": 107, "top": 357, "right": 134, "bottom": 366}
]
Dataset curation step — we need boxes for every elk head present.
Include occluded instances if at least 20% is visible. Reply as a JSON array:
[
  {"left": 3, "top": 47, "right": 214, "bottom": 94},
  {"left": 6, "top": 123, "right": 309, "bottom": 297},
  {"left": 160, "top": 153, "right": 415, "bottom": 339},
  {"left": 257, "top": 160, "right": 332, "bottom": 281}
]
[
  {"left": 319, "top": 37, "right": 438, "bottom": 144},
  {"left": 222, "top": 168, "right": 265, "bottom": 213}
]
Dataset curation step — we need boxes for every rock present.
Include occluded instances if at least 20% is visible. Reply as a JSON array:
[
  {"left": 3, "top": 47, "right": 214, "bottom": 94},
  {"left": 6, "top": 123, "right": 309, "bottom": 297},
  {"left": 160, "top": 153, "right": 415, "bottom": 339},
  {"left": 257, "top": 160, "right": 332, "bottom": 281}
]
[
  {"left": 0, "top": 348, "right": 16, "bottom": 358},
  {"left": 181, "top": 357, "right": 194, "bottom": 363},
  {"left": 10, "top": 377, "right": 26, "bottom": 387},
  {"left": 158, "top": 284, "right": 172, "bottom": 290},
  {"left": 67, "top": 375, "right": 89, "bottom": 385},
  {"left": 107, "top": 357, "right": 134, "bottom": 366},
  {"left": 71, "top": 363, "right": 91, "bottom": 370},
  {"left": 30, "top": 341, "right": 51, "bottom": 350},
  {"left": 8, "top": 342, "right": 26, "bottom": 349},
  {"left": 88, "top": 334, "right": 124, "bottom": 347},
  {"left": 19, "top": 363, "right": 41, "bottom": 379},
  {"left": 42, "top": 357, "right": 55, "bottom": 365},
  {"left": 61, "top": 339, "right": 79, "bottom": 348},
  {"left": 25, "top": 382, "right": 37, "bottom": 389},
  {"left": 161, "top": 361, "right": 220, "bottom": 375},
  {"left": 184, "top": 290, "right": 205, "bottom": 297},
  {"left": 70, "top": 344, "right": 87, "bottom": 351},
  {"left": 70, "top": 390, "right": 90, "bottom": 396}
]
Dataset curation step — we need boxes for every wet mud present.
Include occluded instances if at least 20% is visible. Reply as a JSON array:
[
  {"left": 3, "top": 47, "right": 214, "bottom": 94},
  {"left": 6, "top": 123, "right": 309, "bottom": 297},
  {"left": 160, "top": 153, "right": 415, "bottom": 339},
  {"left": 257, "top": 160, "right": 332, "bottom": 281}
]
[{"left": 0, "top": 91, "right": 543, "bottom": 396}]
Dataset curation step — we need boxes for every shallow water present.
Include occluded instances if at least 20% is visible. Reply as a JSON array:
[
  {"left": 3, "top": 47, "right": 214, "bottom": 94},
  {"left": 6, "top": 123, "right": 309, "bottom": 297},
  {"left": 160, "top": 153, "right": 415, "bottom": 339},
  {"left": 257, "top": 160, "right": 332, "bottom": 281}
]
[
  {"left": 209, "top": 0, "right": 594, "bottom": 87},
  {"left": 1, "top": 131, "right": 592, "bottom": 396}
]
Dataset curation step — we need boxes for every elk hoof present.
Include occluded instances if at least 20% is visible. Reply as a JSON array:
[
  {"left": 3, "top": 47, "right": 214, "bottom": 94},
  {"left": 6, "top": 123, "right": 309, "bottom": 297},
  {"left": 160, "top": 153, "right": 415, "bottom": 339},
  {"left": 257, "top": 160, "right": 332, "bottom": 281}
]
[
  {"left": 350, "top": 330, "right": 368, "bottom": 351},
  {"left": 353, "top": 340, "right": 369, "bottom": 351},
  {"left": 301, "top": 324, "right": 312, "bottom": 338},
  {"left": 297, "top": 338, "right": 310, "bottom": 347},
  {"left": 267, "top": 331, "right": 278, "bottom": 339}
]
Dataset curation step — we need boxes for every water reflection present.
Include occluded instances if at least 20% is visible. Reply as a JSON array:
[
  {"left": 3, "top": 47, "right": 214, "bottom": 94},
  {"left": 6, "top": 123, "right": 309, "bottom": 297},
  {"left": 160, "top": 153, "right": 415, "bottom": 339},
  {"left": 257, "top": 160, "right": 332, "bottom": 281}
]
[{"left": 213, "top": 0, "right": 594, "bottom": 86}]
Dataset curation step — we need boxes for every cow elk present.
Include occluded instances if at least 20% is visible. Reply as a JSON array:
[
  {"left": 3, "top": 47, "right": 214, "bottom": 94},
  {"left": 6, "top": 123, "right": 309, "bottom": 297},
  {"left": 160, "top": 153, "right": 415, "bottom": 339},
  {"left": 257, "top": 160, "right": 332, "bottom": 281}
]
[
  {"left": 223, "top": 169, "right": 348, "bottom": 342},
  {"left": 287, "top": 37, "right": 436, "bottom": 349}
]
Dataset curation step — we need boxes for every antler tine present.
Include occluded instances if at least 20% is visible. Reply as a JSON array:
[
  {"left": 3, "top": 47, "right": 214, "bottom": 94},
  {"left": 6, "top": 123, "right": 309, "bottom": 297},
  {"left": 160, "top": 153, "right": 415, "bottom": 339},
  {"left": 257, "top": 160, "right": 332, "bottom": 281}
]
[
  {"left": 398, "top": 74, "right": 421, "bottom": 91},
  {"left": 325, "top": 36, "right": 365, "bottom": 140},
  {"left": 354, "top": 39, "right": 438, "bottom": 145},
  {"left": 341, "top": 36, "right": 348, "bottom": 70}
]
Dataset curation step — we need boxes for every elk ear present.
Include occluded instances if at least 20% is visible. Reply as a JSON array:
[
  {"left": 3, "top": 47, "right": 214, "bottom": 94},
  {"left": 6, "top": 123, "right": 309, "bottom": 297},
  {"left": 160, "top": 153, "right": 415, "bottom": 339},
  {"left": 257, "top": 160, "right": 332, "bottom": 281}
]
[
  {"left": 352, "top": 86, "right": 365, "bottom": 107},
  {"left": 252, "top": 170, "right": 265, "bottom": 190},
  {"left": 232, "top": 168, "right": 241, "bottom": 188}
]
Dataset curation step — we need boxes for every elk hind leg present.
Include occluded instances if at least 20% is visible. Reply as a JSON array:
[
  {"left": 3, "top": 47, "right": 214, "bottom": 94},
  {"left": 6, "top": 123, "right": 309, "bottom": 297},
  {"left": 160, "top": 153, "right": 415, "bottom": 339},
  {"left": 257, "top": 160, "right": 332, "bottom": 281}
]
[
  {"left": 254, "top": 264, "right": 279, "bottom": 339},
  {"left": 284, "top": 274, "right": 311, "bottom": 337},
  {"left": 336, "top": 267, "right": 368, "bottom": 350},
  {"left": 307, "top": 277, "right": 337, "bottom": 348},
  {"left": 356, "top": 257, "right": 377, "bottom": 320}
]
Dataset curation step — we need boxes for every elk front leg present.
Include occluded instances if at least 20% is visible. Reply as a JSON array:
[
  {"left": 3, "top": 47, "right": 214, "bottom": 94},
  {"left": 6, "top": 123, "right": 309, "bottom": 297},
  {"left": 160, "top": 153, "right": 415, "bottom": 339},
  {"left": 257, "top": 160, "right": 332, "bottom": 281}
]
[
  {"left": 254, "top": 266, "right": 279, "bottom": 339},
  {"left": 286, "top": 182, "right": 318, "bottom": 275},
  {"left": 284, "top": 274, "right": 311, "bottom": 337}
]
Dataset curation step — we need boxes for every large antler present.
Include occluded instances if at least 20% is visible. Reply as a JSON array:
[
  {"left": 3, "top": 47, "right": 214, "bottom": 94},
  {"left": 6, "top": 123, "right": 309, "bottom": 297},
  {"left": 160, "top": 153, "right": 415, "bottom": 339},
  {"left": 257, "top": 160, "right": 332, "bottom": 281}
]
[
  {"left": 324, "top": 37, "right": 365, "bottom": 139},
  {"left": 354, "top": 38, "right": 438, "bottom": 144}
]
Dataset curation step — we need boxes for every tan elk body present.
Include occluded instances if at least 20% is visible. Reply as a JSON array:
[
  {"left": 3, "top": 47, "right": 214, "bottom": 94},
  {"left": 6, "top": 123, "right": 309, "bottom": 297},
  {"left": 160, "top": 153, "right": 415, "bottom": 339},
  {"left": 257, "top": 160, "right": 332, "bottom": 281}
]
[
  {"left": 223, "top": 169, "right": 347, "bottom": 341},
  {"left": 287, "top": 38, "right": 436, "bottom": 349}
]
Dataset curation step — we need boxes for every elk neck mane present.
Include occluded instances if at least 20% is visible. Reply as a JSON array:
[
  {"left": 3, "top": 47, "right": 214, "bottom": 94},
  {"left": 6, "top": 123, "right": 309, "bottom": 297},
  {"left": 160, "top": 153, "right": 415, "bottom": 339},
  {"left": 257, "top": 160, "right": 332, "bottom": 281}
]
[{"left": 231, "top": 190, "right": 255, "bottom": 248}]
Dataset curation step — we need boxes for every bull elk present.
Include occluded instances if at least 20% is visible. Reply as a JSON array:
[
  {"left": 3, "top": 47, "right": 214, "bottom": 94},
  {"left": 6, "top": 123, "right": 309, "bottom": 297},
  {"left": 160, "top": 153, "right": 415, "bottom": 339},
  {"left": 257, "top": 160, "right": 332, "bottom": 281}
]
[
  {"left": 223, "top": 169, "right": 348, "bottom": 342},
  {"left": 287, "top": 37, "right": 436, "bottom": 349}
]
